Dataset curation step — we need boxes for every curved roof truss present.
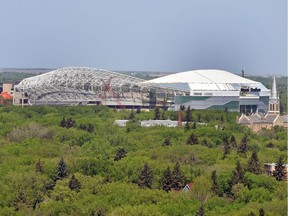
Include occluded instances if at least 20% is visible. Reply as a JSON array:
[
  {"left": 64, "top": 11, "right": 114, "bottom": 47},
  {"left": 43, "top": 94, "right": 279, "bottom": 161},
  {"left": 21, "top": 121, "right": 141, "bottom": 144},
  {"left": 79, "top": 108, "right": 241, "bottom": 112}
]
[
  {"left": 16, "top": 67, "right": 145, "bottom": 91},
  {"left": 14, "top": 67, "right": 188, "bottom": 105}
]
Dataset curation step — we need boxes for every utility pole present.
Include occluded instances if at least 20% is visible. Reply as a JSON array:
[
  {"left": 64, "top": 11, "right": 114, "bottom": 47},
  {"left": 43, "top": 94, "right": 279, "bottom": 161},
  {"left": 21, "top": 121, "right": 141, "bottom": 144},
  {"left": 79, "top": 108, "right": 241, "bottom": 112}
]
[{"left": 241, "top": 69, "right": 245, "bottom": 77}]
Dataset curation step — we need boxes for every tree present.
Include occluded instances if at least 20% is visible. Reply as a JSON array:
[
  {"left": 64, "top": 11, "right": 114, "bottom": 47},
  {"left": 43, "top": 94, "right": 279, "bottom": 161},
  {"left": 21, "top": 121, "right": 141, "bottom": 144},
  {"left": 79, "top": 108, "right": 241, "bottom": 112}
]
[
  {"left": 237, "top": 134, "right": 248, "bottom": 156},
  {"left": 247, "top": 151, "right": 261, "bottom": 174},
  {"left": 211, "top": 170, "right": 220, "bottom": 196},
  {"left": 171, "top": 162, "right": 185, "bottom": 190},
  {"left": 185, "top": 121, "right": 190, "bottom": 130},
  {"left": 154, "top": 107, "right": 160, "bottom": 120},
  {"left": 191, "top": 122, "right": 197, "bottom": 129},
  {"left": 186, "top": 133, "right": 198, "bottom": 145},
  {"left": 78, "top": 124, "right": 86, "bottom": 131},
  {"left": 273, "top": 156, "right": 287, "bottom": 181},
  {"left": 259, "top": 208, "right": 265, "bottom": 216},
  {"left": 185, "top": 106, "right": 192, "bottom": 122},
  {"left": 114, "top": 147, "right": 127, "bottom": 161},
  {"left": 186, "top": 134, "right": 193, "bottom": 145},
  {"left": 202, "top": 139, "right": 209, "bottom": 147},
  {"left": 266, "top": 142, "right": 274, "bottom": 148},
  {"left": 230, "top": 135, "right": 237, "bottom": 149},
  {"left": 129, "top": 110, "right": 135, "bottom": 120},
  {"left": 66, "top": 117, "right": 76, "bottom": 128},
  {"left": 232, "top": 161, "right": 244, "bottom": 184},
  {"left": 225, "top": 178, "right": 234, "bottom": 198},
  {"left": 55, "top": 157, "right": 69, "bottom": 181},
  {"left": 78, "top": 123, "right": 94, "bottom": 133},
  {"left": 60, "top": 117, "right": 66, "bottom": 128},
  {"left": 97, "top": 208, "right": 104, "bottom": 216},
  {"left": 196, "top": 113, "right": 202, "bottom": 122},
  {"left": 179, "top": 105, "right": 186, "bottom": 111},
  {"left": 138, "top": 163, "right": 153, "bottom": 189},
  {"left": 35, "top": 159, "right": 44, "bottom": 173},
  {"left": 60, "top": 117, "right": 76, "bottom": 128},
  {"left": 222, "top": 137, "right": 231, "bottom": 159},
  {"left": 161, "top": 110, "right": 166, "bottom": 120},
  {"left": 220, "top": 115, "right": 224, "bottom": 122},
  {"left": 161, "top": 166, "right": 172, "bottom": 192},
  {"left": 196, "top": 205, "right": 205, "bottom": 216},
  {"left": 162, "top": 138, "right": 171, "bottom": 146},
  {"left": 86, "top": 123, "right": 94, "bottom": 133},
  {"left": 11, "top": 192, "right": 26, "bottom": 211},
  {"left": 68, "top": 174, "right": 81, "bottom": 192},
  {"left": 45, "top": 180, "right": 56, "bottom": 191}
]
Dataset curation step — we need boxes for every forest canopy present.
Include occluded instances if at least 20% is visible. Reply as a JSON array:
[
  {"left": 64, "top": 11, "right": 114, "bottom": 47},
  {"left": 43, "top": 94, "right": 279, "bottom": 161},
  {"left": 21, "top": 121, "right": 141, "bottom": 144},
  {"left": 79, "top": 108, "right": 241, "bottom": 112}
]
[{"left": 0, "top": 105, "right": 286, "bottom": 215}]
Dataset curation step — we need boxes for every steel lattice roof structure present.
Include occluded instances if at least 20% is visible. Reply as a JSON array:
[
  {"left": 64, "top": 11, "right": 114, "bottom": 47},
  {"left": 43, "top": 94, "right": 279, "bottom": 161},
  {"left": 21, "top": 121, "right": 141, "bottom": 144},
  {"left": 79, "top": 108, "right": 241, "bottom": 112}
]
[
  {"left": 14, "top": 67, "right": 186, "bottom": 106},
  {"left": 16, "top": 67, "right": 145, "bottom": 90},
  {"left": 15, "top": 67, "right": 145, "bottom": 105}
]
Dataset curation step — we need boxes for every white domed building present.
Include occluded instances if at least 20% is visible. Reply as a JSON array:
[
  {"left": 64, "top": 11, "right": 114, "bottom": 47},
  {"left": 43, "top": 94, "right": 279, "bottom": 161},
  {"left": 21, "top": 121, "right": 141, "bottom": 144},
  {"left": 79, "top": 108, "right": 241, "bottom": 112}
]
[{"left": 142, "top": 69, "right": 270, "bottom": 113}]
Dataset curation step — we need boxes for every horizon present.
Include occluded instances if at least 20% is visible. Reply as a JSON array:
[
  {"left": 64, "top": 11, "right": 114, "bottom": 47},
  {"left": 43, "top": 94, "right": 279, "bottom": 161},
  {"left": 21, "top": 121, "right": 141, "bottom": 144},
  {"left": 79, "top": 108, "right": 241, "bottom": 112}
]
[{"left": 0, "top": 67, "right": 286, "bottom": 78}]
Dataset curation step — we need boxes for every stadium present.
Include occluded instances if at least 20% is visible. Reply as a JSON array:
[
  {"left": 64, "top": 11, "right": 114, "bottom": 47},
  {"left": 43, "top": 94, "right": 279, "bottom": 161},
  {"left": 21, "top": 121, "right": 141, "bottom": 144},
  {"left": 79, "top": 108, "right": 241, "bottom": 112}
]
[{"left": 13, "top": 67, "right": 271, "bottom": 113}]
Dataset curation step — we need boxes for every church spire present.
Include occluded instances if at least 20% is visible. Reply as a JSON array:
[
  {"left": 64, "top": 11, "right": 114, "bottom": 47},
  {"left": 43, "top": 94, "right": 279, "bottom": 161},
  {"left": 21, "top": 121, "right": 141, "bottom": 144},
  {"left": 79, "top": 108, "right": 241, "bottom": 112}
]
[
  {"left": 271, "top": 76, "right": 278, "bottom": 101},
  {"left": 268, "top": 76, "right": 280, "bottom": 114}
]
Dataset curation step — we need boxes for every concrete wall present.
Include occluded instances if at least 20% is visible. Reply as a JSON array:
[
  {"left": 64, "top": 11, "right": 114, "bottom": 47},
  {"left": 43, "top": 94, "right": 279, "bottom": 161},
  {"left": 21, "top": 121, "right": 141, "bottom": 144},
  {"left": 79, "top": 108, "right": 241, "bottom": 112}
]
[{"left": 3, "top": 83, "right": 13, "bottom": 94}]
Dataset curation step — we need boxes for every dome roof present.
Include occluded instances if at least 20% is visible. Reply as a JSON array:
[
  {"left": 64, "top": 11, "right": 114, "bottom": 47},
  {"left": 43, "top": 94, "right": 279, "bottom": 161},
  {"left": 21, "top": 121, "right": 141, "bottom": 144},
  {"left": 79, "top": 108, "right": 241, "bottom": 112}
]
[
  {"left": 142, "top": 69, "right": 269, "bottom": 92},
  {"left": 143, "top": 69, "right": 256, "bottom": 84}
]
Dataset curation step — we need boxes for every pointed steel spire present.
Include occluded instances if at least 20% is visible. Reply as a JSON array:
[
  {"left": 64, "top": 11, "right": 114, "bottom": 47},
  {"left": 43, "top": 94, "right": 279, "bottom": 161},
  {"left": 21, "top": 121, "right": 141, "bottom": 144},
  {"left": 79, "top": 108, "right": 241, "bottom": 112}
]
[
  {"left": 268, "top": 76, "right": 280, "bottom": 114},
  {"left": 270, "top": 76, "right": 277, "bottom": 101}
]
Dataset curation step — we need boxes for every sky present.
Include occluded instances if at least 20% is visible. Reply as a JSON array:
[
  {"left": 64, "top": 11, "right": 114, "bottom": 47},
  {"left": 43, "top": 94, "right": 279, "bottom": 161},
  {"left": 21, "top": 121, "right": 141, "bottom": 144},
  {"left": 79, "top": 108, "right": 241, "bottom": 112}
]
[{"left": 0, "top": 0, "right": 287, "bottom": 76}]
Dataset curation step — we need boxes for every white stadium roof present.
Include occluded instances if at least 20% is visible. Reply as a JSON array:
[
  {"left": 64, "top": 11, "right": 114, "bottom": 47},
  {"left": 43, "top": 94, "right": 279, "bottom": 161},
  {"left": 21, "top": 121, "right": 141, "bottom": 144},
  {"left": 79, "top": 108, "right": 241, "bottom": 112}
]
[
  {"left": 142, "top": 69, "right": 269, "bottom": 92},
  {"left": 143, "top": 69, "right": 256, "bottom": 84}
]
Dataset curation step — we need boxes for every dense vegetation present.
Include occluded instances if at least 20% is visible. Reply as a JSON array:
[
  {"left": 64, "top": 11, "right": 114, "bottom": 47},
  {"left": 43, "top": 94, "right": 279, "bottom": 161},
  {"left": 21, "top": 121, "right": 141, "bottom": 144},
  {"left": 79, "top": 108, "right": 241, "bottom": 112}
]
[{"left": 0, "top": 105, "right": 286, "bottom": 215}]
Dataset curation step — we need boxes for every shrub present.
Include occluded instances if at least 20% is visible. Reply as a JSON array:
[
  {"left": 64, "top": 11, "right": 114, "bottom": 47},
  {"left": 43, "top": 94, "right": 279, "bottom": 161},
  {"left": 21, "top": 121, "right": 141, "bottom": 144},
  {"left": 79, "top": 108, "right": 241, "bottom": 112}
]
[
  {"left": 236, "top": 187, "right": 272, "bottom": 204},
  {"left": 6, "top": 122, "right": 55, "bottom": 142}
]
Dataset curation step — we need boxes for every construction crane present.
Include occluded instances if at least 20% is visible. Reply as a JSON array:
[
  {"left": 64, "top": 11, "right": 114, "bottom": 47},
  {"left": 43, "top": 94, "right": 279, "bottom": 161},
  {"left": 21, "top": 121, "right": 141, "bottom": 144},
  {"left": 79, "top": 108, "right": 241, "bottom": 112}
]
[{"left": 100, "top": 77, "right": 124, "bottom": 109}]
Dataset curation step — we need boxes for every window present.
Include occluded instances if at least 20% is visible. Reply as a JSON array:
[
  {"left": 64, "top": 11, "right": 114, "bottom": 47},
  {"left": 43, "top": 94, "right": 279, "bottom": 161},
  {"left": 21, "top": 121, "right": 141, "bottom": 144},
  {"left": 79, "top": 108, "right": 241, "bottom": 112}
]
[
  {"left": 193, "top": 92, "right": 202, "bottom": 96},
  {"left": 204, "top": 93, "right": 213, "bottom": 96},
  {"left": 19, "top": 99, "right": 28, "bottom": 104}
]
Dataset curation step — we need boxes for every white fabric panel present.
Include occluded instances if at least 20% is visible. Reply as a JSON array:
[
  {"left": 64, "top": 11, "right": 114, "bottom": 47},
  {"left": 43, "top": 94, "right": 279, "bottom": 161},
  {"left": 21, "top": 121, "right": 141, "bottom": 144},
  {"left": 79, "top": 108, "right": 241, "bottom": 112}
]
[
  {"left": 189, "top": 83, "right": 219, "bottom": 90},
  {"left": 216, "top": 84, "right": 227, "bottom": 90},
  {"left": 143, "top": 69, "right": 258, "bottom": 84}
]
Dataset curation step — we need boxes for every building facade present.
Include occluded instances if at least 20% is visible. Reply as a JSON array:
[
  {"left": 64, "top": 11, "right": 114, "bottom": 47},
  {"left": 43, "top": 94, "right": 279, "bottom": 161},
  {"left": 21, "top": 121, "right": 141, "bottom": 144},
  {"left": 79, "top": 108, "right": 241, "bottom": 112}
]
[
  {"left": 13, "top": 68, "right": 271, "bottom": 113},
  {"left": 143, "top": 69, "right": 270, "bottom": 113},
  {"left": 238, "top": 77, "right": 287, "bottom": 132}
]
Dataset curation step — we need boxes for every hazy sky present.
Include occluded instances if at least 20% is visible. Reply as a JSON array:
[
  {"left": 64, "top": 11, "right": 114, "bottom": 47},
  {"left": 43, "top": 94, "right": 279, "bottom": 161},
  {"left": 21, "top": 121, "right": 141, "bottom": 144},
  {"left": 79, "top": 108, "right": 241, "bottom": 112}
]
[{"left": 0, "top": 0, "right": 287, "bottom": 75}]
